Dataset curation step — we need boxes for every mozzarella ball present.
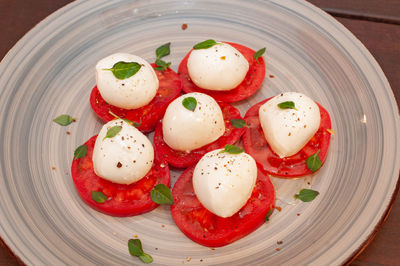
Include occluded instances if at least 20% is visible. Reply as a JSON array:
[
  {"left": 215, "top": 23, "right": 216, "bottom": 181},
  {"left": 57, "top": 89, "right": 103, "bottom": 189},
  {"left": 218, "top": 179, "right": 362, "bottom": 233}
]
[
  {"left": 96, "top": 53, "right": 158, "bottom": 109},
  {"left": 187, "top": 42, "right": 249, "bottom": 91},
  {"left": 193, "top": 149, "right": 257, "bottom": 218},
  {"left": 162, "top": 92, "right": 225, "bottom": 152},
  {"left": 259, "top": 92, "right": 321, "bottom": 158},
  {"left": 92, "top": 119, "right": 154, "bottom": 185}
]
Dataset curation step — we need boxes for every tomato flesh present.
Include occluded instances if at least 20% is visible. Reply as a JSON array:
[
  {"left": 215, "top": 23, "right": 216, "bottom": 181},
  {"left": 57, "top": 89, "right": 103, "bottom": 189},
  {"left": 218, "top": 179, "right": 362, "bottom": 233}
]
[
  {"left": 178, "top": 42, "right": 266, "bottom": 102},
  {"left": 90, "top": 65, "right": 182, "bottom": 133},
  {"left": 153, "top": 102, "right": 245, "bottom": 168},
  {"left": 171, "top": 166, "right": 275, "bottom": 247},
  {"left": 243, "top": 98, "right": 332, "bottom": 177},
  {"left": 71, "top": 135, "right": 170, "bottom": 216}
]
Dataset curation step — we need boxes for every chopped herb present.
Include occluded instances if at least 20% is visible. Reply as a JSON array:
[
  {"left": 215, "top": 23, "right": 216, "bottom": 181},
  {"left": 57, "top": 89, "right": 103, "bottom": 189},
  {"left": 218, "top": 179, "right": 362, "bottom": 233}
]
[
  {"left": 278, "top": 101, "right": 298, "bottom": 111},
  {"left": 182, "top": 97, "right": 197, "bottom": 111},
  {"left": 150, "top": 184, "right": 174, "bottom": 205},
  {"left": 193, "top": 39, "right": 218, "bottom": 50},
  {"left": 108, "top": 110, "right": 140, "bottom": 127},
  {"left": 230, "top": 119, "right": 247, "bottom": 128},
  {"left": 103, "top": 61, "right": 141, "bottom": 80},
  {"left": 103, "top": 125, "right": 122, "bottom": 140},
  {"left": 265, "top": 205, "right": 274, "bottom": 222},
  {"left": 74, "top": 145, "right": 87, "bottom": 159},
  {"left": 156, "top": 42, "right": 171, "bottom": 59},
  {"left": 306, "top": 150, "right": 322, "bottom": 172},
  {"left": 128, "top": 239, "right": 153, "bottom": 264},
  {"left": 154, "top": 59, "right": 171, "bottom": 71},
  {"left": 219, "top": 144, "right": 244, "bottom": 154},
  {"left": 294, "top": 189, "right": 319, "bottom": 202},
  {"left": 53, "top": 114, "right": 75, "bottom": 126},
  {"left": 91, "top": 191, "right": 107, "bottom": 203},
  {"left": 253, "top": 47, "right": 266, "bottom": 63}
]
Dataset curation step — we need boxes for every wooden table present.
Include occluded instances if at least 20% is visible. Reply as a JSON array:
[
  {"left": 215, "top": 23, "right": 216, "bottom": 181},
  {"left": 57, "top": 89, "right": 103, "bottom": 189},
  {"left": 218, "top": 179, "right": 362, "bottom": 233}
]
[{"left": 0, "top": 1, "right": 399, "bottom": 265}]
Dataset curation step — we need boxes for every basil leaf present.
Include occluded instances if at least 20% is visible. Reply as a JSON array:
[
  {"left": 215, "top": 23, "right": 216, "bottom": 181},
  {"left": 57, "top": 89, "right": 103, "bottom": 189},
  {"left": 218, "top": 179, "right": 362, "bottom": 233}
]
[
  {"left": 265, "top": 205, "right": 274, "bottom": 222},
  {"left": 230, "top": 119, "right": 247, "bottom": 129},
  {"left": 306, "top": 150, "right": 322, "bottom": 172},
  {"left": 277, "top": 101, "right": 298, "bottom": 111},
  {"left": 128, "top": 239, "right": 144, "bottom": 257},
  {"left": 150, "top": 184, "right": 174, "bottom": 205},
  {"left": 104, "top": 61, "right": 141, "bottom": 80},
  {"left": 219, "top": 144, "right": 244, "bottom": 154},
  {"left": 182, "top": 97, "right": 197, "bottom": 111},
  {"left": 156, "top": 42, "right": 171, "bottom": 59},
  {"left": 193, "top": 39, "right": 218, "bottom": 50},
  {"left": 108, "top": 110, "right": 140, "bottom": 128},
  {"left": 74, "top": 145, "right": 87, "bottom": 159},
  {"left": 253, "top": 47, "right": 266, "bottom": 63},
  {"left": 154, "top": 59, "right": 171, "bottom": 71},
  {"left": 91, "top": 191, "right": 107, "bottom": 203},
  {"left": 139, "top": 254, "right": 153, "bottom": 264},
  {"left": 294, "top": 189, "right": 319, "bottom": 202},
  {"left": 103, "top": 125, "right": 122, "bottom": 140},
  {"left": 53, "top": 114, "right": 75, "bottom": 126}
]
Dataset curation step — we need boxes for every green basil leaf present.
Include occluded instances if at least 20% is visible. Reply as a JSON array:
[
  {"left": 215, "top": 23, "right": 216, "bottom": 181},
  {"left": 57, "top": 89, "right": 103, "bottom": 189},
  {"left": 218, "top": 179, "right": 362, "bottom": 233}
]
[
  {"left": 53, "top": 114, "right": 75, "bottom": 126},
  {"left": 306, "top": 150, "right": 322, "bottom": 172},
  {"left": 103, "top": 125, "right": 122, "bottom": 140},
  {"left": 277, "top": 101, "right": 298, "bottom": 110},
  {"left": 219, "top": 144, "right": 244, "bottom": 154},
  {"left": 108, "top": 110, "right": 140, "bottom": 128},
  {"left": 150, "top": 184, "right": 174, "bottom": 205},
  {"left": 104, "top": 61, "right": 141, "bottom": 80},
  {"left": 139, "top": 254, "right": 153, "bottom": 264},
  {"left": 74, "top": 145, "right": 87, "bottom": 159},
  {"left": 128, "top": 239, "right": 144, "bottom": 257},
  {"left": 91, "top": 191, "right": 107, "bottom": 203},
  {"left": 294, "top": 189, "right": 319, "bottom": 202},
  {"left": 193, "top": 39, "right": 218, "bottom": 50},
  {"left": 156, "top": 42, "right": 171, "bottom": 59},
  {"left": 253, "top": 47, "right": 266, "bottom": 63},
  {"left": 265, "top": 205, "right": 274, "bottom": 222},
  {"left": 230, "top": 119, "right": 247, "bottom": 129},
  {"left": 154, "top": 59, "right": 171, "bottom": 71},
  {"left": 182, "top": 97, "right": 197, "bottom": 111}
]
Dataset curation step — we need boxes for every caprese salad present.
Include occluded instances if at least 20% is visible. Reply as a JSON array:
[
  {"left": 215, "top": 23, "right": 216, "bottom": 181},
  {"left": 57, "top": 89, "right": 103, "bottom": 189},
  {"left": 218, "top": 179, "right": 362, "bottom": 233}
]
[
  {"left": 71, "top": 119, "right": 170, "bottom": 216},
  {"left": 178, "top": 40, "right": 266, "bottom": 102},
  {"left": 171, "top": 146, "right": 275, "bottom": 247},
  {"left": 64, "top": 39, "right": 333, "bottom": 257},
  {"left": 243, "top": 92, "right": 332, "bottom": 177},
  {"left": 90, "top": 46, "right": 182, "bottom": 133},
  {"left": 153, "top": 92, "right": 245, "bottom": 168}
]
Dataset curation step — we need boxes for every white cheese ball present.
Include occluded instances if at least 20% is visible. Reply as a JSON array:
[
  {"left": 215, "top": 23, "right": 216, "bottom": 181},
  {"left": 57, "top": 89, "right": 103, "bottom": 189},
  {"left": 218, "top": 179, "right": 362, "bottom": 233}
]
[
  {"left": 259, "top": 92, "right": 321, "bottom": 158},
  {"left": 193, "top": 149, "right": 257, "bottom": 218},
  {"left": 92, "top": 119, "right": 154, "bottom": 185},
  {"left": 162, "top": 92, "right": 225, "bottom": 152},
  {"left": 187, "top": 42, "right": 249, "bottom": 91},
  {"left": 96, "top": 53, "right": 159, "bottom": 109}
]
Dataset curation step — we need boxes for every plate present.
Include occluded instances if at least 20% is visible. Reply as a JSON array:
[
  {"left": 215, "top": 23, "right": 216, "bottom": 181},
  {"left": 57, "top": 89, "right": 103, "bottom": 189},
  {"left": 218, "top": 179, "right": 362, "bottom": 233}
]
[{"left": 0, "top": 0, "right": 399, "bottom": 265}]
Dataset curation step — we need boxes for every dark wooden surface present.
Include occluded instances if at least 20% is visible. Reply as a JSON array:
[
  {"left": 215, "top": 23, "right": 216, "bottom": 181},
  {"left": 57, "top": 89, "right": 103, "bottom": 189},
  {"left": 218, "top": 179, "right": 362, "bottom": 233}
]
[{"left": 0, "top": 0, "right": 399, "bottom": 265}]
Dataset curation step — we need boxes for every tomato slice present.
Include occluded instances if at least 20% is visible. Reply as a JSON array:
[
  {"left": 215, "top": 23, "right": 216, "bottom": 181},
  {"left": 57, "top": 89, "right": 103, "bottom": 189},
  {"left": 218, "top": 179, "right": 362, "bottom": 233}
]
[
  {"left": 90, "top": 65, "right": 182, "bottom": 133},
  {"left": 153, "top": 102, "right": 245, "bottom": 168},
  {"left": 71, "top": 135, "right": 170, "bottom": 216},
  {"left": 171, "top": 165, "right": 275, "bottom": 247},
  {"left": 178, "top": 42, "right": 266, "bottom": 102},
  {"left": 243, "top": 98, "right": 332, "bottom": 177}
]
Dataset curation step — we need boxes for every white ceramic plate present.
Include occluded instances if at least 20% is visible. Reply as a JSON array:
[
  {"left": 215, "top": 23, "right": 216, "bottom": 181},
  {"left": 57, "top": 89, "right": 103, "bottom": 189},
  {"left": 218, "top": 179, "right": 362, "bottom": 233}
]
[{"left": 0, "top": 0, "right": 399, "bottom": 265}]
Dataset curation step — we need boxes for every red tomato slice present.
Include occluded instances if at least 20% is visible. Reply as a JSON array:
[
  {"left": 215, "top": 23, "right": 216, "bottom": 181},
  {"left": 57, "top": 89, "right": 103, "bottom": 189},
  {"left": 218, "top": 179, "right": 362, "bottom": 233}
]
[
  {"left": 71, "top": 135, "right": 170, "bottom": 216},
  {"left": 178, "top": 42, "right": 266, "bottom": 102},
  {"left": 171, "top": 165, "right": 275, "bottom": 247},
  {"left": 153, "top": 102, "right": 245, "bottom": 168},
  {"left": 90, "top": 65, "right": 182, "bottom": 133},
  {"left": 243, "top": 98, "right": 332, "bottom": 177}
]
